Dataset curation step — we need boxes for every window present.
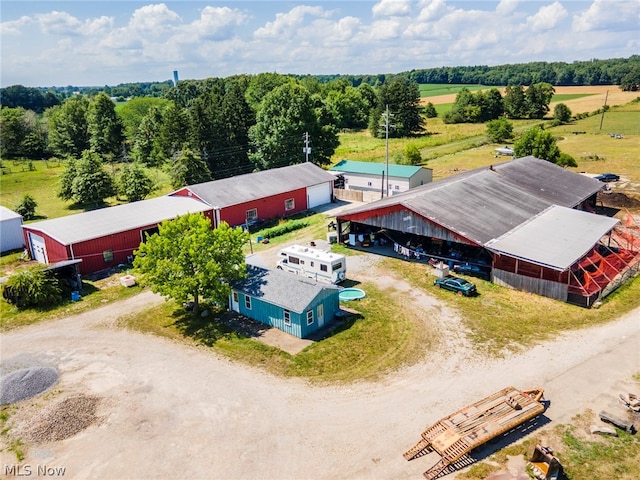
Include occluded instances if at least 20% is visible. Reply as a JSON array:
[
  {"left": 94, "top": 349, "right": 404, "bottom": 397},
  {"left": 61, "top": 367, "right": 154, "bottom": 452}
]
[
  {"left": 310, "top": 261, "right": 314, "bottom": 267},
  {"left": 332, "top": 262, "right": 343, "bottom": 271},
  {"left": 285, "top": 198, "right": 295, "bottom": 211},
  {"left": 284, "top": 309, "right": 291, "bottom": 326},
  {"left": 103, "top": 249, "right": 114, "bottom": 262},
  {"left": 367, "top": 181, "right": 372, "bottom": 187},
  {"left": 232, "top": 292, "right": 238, "bottom": 303},
  {"left": 244, "top": 295, "right": 252, "bottom": 309},
  {"left": 306, "top": 310, "right": 314, "bottom": 326},
  {"left": 246, "top": 208, "right": 257, "bottom": 221},
  {"left": 320, "top": 264, "right": 328, "bottom": 272},
  {"left": 289, "top": 256, "right": 300, "bottom": 265},
  {"left": 395, "top": 185, "right": 400, "bottom": 190}
]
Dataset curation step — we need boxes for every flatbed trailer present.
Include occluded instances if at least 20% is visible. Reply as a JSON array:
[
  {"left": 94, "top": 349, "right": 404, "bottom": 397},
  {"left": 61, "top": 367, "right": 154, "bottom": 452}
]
[{"left": 404, "top": 386, "right": 545, "bottom": 480}]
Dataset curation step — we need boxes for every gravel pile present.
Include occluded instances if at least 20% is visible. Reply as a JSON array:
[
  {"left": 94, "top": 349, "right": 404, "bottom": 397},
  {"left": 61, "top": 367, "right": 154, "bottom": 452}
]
[
  {"left": 0, "top": 366, "right": 59, "bottom": 405},
  {"left": 23, "top": 394, "right": 101, "bottom": 443}
]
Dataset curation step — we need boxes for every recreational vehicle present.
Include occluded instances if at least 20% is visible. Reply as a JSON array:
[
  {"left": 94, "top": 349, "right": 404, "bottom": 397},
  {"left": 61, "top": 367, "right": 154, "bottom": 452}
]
[{"left": 277, "top": 245, "right": 346, "bottom": 284}]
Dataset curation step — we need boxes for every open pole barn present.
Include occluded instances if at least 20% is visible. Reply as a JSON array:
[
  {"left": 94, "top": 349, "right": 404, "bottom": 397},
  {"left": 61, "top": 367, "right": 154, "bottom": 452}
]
[
  {"left": 170, "top": 163, "right": 336, "bottom": 228},
  {"left": 21, "top": 196, "right": 213, "bottom": 275},
  {"left": 336, "top": 156, "right": 640, "bottom": 307}
]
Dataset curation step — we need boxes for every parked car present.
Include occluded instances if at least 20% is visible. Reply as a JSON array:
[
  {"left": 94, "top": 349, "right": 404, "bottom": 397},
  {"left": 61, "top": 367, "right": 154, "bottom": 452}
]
[
  {"left": 453, "top": 262, "right": 490, "bottom": 280},
  {"left": 595, "top": 173, "right": 620, "bottom": 182},
  {"left": 434, "top": 275, "right": 477, "bottom": 296}
]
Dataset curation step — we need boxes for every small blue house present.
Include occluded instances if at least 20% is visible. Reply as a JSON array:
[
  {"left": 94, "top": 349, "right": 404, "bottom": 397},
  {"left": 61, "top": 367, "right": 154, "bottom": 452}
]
[{"left": 230, "top": 266, "right": 341, "bottom": 339}]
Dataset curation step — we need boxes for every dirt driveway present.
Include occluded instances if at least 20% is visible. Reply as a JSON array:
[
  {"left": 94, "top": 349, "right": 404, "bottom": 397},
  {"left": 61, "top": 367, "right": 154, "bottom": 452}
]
[{"left": 1, "top": 237, "right": 639, "bottom": 479}]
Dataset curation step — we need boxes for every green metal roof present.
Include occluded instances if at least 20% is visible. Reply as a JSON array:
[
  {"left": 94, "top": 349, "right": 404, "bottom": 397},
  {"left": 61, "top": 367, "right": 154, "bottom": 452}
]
[{"left": 330, "top": 160, "right": 425, "bottom": 178}]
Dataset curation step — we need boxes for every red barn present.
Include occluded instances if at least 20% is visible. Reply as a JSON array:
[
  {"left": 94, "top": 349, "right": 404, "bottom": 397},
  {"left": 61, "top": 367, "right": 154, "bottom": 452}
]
[
  {"left": 22, "top": 196, "right": 213, "bottom": 275},
  {"left": 170, "top": 163, "right": 335, "bottom": 227}
]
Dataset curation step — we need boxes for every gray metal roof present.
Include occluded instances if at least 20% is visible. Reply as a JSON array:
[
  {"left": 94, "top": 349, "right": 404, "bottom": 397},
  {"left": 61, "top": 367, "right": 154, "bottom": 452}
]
[
  {"left": 339, "top": 156, "right": 604, "bottom": 245},
  {"left": 233, "top": 266, "right": 339, "bottom": 313},
  {"left": 22, "top": 196, "right": 211, "bottom": 245},
  {"left": 486, "top": 205, "right": 619, "bottom": 270},
  {"left": 0, "top": 206, "right": 22, "bottom": 221},
  {"left": 175, "top": 163, "right": 335, "bottom": 207}
]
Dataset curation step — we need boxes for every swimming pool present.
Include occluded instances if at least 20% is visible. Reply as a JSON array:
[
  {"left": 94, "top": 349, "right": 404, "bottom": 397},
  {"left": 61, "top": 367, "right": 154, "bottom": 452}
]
[{"left": 339, "top": 288, "right": 366, "bottom": 301}]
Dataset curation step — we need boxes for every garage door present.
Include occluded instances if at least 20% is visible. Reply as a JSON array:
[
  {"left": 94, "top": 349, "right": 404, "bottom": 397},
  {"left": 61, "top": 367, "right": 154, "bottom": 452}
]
[
  {"left": 29, "top": 232, "right": 48, "bottom": 264},
  {"left": 307, "top": 183, "right": 331, "bottom": 208}
]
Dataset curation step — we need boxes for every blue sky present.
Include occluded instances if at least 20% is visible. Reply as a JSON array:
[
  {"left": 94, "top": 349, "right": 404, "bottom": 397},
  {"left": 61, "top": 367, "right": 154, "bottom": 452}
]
[{"left": 1, "top": 1, "right": 638, "bottom": 87}]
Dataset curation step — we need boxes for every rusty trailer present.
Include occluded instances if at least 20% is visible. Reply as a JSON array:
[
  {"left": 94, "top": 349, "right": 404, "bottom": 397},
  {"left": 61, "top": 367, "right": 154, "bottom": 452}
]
[{"left": 404, "top": 386, "right": 545, "bottom": 479}]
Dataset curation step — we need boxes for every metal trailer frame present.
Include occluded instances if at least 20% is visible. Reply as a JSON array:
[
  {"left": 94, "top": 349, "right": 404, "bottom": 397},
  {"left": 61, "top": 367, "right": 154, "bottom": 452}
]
[{"left": 404, "top": 386, "right": 545, "bottom": 479}]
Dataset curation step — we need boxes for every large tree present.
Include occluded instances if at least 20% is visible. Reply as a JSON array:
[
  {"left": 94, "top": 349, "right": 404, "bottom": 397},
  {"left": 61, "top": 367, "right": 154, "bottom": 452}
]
[
  {"left": 525, "top": 82, "right": 555, "bottom": 119},
  {"left": 513, "top": 126, "right": 561, "bottom": 164},
  {"left": 372, "top": 77, "right": 424, "bottom": 137},
  {"left": 170, "top": 145, "right": 212, "bottom": 189},
  {"left": 249, "top": 81, "right": 338, "bottom": 169},
  {"left": 88, "top": 92, "right": 124, "bottom": 159},
  {"left": 133, "top": 214, "right": 249, "bottom": 313},
  {"left": 47, "top": 96, "right": 91, "bottom": 157},
  {"left": 58, "top": 150, "right": 115, "bottom": 205},
  {"left": 118, "top": 162, "right": 154, "bottom": 201}
]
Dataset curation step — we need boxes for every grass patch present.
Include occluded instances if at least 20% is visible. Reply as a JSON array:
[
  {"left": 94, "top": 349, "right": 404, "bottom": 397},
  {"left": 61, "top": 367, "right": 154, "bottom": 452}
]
[
  {"left": 0, "top": 406, "right": 25, "bottom": 462},
  {"left": 419, "top": 84, "right": 499, "bottom": 98},
  {"left": 387, "top": 257, "right": 640, "bottom": 354},
  {"left": 551, "top": 93, "right": 595, "bottom": 102},
  {"left": 118, "top": 280, "right": 433, "bottom": 384}
]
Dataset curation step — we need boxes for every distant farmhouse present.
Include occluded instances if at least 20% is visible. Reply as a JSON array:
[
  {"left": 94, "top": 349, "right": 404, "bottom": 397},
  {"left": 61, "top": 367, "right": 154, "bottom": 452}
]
[
  {"left": 336, "top": 156, "right": 640, "bottom": 307},
  {"left": 22, "top": 163, "right": 335, "bottom": 275},
  {"left": 330, "top": 160, "right": 432, "bottom": 197}
]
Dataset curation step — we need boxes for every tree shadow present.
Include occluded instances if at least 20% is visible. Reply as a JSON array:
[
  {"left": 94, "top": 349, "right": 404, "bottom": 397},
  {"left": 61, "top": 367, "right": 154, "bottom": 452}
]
[{"left": 172, "top": 308, "right": 240, "bottom": 347}]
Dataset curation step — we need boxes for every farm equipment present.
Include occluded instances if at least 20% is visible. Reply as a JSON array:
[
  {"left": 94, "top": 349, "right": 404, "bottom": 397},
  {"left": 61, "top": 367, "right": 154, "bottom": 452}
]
[
  {"left": 404, "top": 386, "right": 545, "bottom": 479},
  {"left": 528, "top": 445, "right": 563, "bottom": 480}
]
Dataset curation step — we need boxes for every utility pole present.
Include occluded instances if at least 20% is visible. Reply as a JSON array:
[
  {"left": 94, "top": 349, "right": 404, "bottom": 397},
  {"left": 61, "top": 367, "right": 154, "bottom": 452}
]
[
  {"left": 599, "top": 90, "right": 609, "bottom": 131},
  {"left": 380, "top": 105, "right": 394, "bottom": 197},
  {"left": 303, "top": 132, "right": 311, "bottom": 162}
]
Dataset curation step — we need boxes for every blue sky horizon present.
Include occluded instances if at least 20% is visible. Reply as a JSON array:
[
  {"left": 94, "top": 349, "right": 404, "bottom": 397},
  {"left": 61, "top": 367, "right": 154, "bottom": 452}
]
[{"left": 1, "top": 0, "right": 638, "bottom": 88}]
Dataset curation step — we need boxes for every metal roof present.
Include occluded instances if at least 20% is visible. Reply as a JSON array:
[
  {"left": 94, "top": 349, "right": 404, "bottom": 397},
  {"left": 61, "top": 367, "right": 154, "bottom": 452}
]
[
  {"left": 233, "top": 266, "right": 339, "bottom": 313},
  {"left": 486, "top": 205, "right": 619, "bottom": 270},
  {"left": 330, "top": 160, "right": 427, "bottom": 178},
  {"left": 176, "top": 162, "right": 335, "bottom": 207},
  {"left": 22, "top": 196, "right": 211, "bottom": 245},
  {"left": 0, "top": 206, "right": 22, "bottom": 221},
  {"left": 339, "top": 156, "right": 604, "bottom": 245}
]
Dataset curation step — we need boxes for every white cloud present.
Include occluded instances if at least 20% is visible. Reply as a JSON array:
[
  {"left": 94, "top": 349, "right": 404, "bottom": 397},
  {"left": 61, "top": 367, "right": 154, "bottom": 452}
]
[
  {"left": 185, "top": 6, "right": 248, "bottom": 41},
  {"left": 526, "top": 2, "right": 568, "bottom": 32},
  {"left": 129, "top": 3, "right": 181, "bottom": 33},
  {"left": 254, "top": 6, "right": 328, "bottom": 39},
  {"left": 0, "top": 16, "right": 33, "bottom": 35},
  {"left": 36, "top": 11, "right": 82, "bottom": 35},
  {"left": 496, "top": 0, "right": 520, "bottom": 16},
  {"left": 573, "top": 0, "right": 639, "bottom": 32},
  {"left": 416, "top": 0, "right": 452, "bottom": 22},
  {"left": 372, "top": 0, "right": 413, "bottom": 18}
]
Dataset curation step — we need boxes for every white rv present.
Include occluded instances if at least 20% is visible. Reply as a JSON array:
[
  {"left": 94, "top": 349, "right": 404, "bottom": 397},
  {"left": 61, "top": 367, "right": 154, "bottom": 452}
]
[{"left": 277, "top": 245, "right": 346, "bottom": 284}]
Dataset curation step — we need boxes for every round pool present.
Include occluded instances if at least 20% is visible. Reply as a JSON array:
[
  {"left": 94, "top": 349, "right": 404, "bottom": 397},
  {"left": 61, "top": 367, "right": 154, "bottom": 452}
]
[{"left": 339, "top": 288, "right": 366, "bottom": 301}]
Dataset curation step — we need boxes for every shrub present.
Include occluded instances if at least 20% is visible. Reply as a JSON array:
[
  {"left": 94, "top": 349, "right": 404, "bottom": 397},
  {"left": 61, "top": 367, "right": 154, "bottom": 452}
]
[
  {"left": 2, "top": 266, "right": 63, "bottom": 308},
  {"left": 259, "top": 219, "right": 309, "bottom": 239},
  {"left": 14, "top": 194, "right": 38, "bottom": 220}
]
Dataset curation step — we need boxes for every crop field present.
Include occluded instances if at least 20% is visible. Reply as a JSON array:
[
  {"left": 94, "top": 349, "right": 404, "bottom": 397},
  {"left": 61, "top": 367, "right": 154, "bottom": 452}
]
[{"left": 419, "top": 83, "right": 497, "bottom": 97}]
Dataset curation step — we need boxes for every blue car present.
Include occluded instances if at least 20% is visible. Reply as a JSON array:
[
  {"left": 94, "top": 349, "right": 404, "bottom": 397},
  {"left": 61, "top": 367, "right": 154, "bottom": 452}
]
[{"left": 434, "top": 275, "right": 477, "bottom": 296}]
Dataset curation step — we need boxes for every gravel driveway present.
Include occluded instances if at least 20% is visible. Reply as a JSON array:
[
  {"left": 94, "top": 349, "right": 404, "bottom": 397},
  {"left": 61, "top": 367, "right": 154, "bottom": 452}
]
[{"left": 1, "top": 247, "right": 639, "bottom": 479}]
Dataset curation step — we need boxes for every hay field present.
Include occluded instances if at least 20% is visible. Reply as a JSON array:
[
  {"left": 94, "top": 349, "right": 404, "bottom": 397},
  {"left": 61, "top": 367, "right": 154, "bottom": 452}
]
[{"left": 423, "top": 85, "right": 638, "bottom": 114}]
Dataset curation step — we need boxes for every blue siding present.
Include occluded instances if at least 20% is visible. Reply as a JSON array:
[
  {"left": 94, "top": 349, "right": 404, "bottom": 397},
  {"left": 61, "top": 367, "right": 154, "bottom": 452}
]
[{"left": 230, "top": 287, "right": 340, "bottom": 339}]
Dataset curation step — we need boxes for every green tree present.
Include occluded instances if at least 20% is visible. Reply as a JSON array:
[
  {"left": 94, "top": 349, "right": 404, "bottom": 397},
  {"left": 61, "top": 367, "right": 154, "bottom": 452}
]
[
  {"left": 2, "top": 266, "right": 63, "bottom": 309},
  {"left": 557, "top": 152, "right": 577, "bottom": 168},
  {"left": 118, "top": 162, "right": 154, "bottom": 201},
  {"left": 58, "top": 150, "right": 115, "bottom": 205},
  {"left": 14, "top": 194, "right": 38, "bottom": 220},
  {"left": 0, "top": 107, "right": 27, "bottom": 158},
  {"left": 402, "top": 143, "right": 422, "bottom": 165},
  {"left": 133, "top": 214, "right": 249, "bottom": 313},
  {"left": 249, "top": 81, "right": 338, "bottom": 169},
  {"left": 131, "top": 106, "right": 164, "bottom": 166},
  {"left": 503, "top": 85, "right": 527, "bottom": 119},
  {"left": 47, "top": 96, "right": 91, "bottom": 157},
  {"left": 513, "top": 127, "right": 561, "bottom": 164},
  {"left": 87, "top": 92, "right": 124, "bottom": 159},
  {"left": 424, "top": 102, "right": 437, "bottom": 118},
  {"left": 486, "top": 117, "right": 514, "bottom": 143},
  {"left": 620, "top": 65, "right": 640, "bottom": 91},
  {"left": 170, "top": 145, "right": 212, "bottom": 189},
  {"left": 525, "top": 82, "right": 555, "bottom": 119},
  {"left": 553, "top": 103, "right": 572, "bottom": 124},
  {"left": 373, "top": 77, "right": 424, "bottom": 137}
]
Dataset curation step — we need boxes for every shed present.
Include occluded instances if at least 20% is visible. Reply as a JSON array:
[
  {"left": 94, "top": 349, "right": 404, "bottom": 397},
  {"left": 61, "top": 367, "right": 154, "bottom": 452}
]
[
  {"left": 171, "top": 163, "right": 336, "bottom": 228},
  {"left": 230, "top": 266, "right": 340, "bottom": 339},
  {"left": 0, "top": 206, "right": 24, "bottom": 253},
  {"left": 330, "top": 160, "right": 432, "bottom": 196},
  {"left": 21, "top": 196, "right": 213, "bottom": 275}
]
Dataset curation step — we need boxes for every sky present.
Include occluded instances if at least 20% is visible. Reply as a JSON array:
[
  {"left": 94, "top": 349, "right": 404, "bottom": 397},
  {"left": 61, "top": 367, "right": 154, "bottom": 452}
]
[{"left": 1, "top": 0, "right": 638, "bottom": 87}]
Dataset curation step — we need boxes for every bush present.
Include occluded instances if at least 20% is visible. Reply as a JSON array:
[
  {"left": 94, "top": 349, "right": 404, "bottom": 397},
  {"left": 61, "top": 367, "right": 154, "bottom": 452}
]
[
  {"left": 259, "top": 219, "right": 309, "bottom": 239},
  {"left": 14, "top": 194, "right": 38, "bottom": 220},
  {"left": 2, "top": 266, "right": 63, "bottom": 308}
]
